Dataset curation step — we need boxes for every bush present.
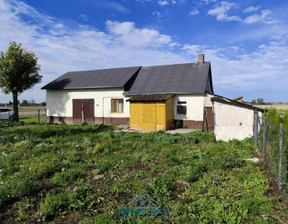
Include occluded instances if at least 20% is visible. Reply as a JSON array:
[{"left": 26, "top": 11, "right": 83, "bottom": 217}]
[
  {"left": 51, "top": 168, "right": 85, "bottom": 186},
  {"left": 0, "top": 173, "right": 40, "bottom": 207},
  {"left": 41, "top": 190, "right": 77, "bottom": 218},
  {"left": 185, "top": 163, "right": 207, "bottom": 183}
]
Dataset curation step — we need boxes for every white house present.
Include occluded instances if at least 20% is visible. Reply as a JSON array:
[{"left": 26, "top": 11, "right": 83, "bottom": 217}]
[
  {"left": 42, "top": 54, "right": 265, "bottom": 140},
  {"left": 42, "top": 54, "right": 215, "bottom": 131}
]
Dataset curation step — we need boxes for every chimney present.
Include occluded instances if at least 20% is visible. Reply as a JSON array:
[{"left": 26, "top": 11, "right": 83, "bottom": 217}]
[{"left": 197, "top": 54, "right": 205, "bottom": 63}]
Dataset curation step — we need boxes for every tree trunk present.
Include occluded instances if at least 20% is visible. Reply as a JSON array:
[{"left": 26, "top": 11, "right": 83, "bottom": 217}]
[{"left": 12, "top": 91, "right": 19, "bottom": 122}]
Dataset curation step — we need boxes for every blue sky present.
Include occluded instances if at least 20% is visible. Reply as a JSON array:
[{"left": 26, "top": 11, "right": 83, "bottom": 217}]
[{"left": 0, "top": 0, "right": 288, "bottom": 103}]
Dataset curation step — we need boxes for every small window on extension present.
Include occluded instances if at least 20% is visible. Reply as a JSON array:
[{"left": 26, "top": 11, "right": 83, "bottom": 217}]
[
  {"left": 111, "top": 99, "right": 124, "bottom": 113},
  {"left": 177, "top": 101, "right": 187, "bottom": 116}
]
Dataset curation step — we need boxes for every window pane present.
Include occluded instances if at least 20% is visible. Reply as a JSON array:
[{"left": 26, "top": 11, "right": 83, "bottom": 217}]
[
  {"left": 177, "top": 105, "right": 187, "bottom": 115},
  {"left": 119, "top": 100, "right": 123, "bottom": 113},
  {"left": 112, "top": 100, "right": 118, "bottom": 112}
]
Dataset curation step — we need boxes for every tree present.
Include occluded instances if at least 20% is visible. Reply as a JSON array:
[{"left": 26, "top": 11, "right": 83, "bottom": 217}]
[
  {"left": 251, "top": 99, "right": 256, "bottom": 104},
  {"left": 21, "top": 99, "right": 28, "bottom": 104},
  {"left": 256, "top": 98, "right": 264, "bottom": 105},
  {"left": 0, "top": 42, "right": 42, "bottom": 121}
]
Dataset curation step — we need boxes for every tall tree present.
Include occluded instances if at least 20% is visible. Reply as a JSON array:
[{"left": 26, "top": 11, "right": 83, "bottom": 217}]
[{"left": 0, "top": 42, "right": 42, "bottom": 121}]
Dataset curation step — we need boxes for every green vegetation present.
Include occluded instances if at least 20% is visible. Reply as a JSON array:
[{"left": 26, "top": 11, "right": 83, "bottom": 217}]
[
  {"left": 0, "top": 41, "right": 42, "bottom": 121},
  {"left": 0, "top": 124, "right": 287, "bottom": 223},
  {"left": 256, "top": 104, "right": 288, "bottom": 113},
  {"left": 0, "top": 106, "right": 46, "bottom": 111},
  {"left": 258, "top": 108, "right": 288, "bottom": 206}
]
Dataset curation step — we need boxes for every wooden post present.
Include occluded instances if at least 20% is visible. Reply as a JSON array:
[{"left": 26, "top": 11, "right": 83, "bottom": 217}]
[
  {"left": 8, "top": 111, "right": 10, "bottom": 126},
  {"left": 254, "top": 111, "right": 258, "bottom": 150},
  {"left": 279, "top": 113, "right": 283, "bottom": 191},
  {"left": 38, "top": 109, "right": 40, "bottom": 124},
  {"left": 263, "top": 112, "right": 266, "bottom": 159},
  {"left": 45, "top": 109, "right": 47, "bottom": 126}
]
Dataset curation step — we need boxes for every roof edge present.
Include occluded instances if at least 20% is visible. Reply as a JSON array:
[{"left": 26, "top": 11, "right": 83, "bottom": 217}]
[{"left": 211, "top": 94, "right": 267, "bottom": 112}]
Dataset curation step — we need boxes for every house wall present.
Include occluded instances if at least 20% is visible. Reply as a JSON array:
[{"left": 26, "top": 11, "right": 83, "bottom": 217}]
[
  {"left": 46, "top": 90, "right": 213, "bottom": 130},
  {"left": 203, "top": 93, "right": 214, "bottom": 107},
  {"left": 174, "top": 94, "right": 205, "bottom": 129},
  {"left": 213, "top": 101, "right": 261, "bottom": 141},
  {"left": 46, "top": 88, "right": 130, "bottom": 124}
]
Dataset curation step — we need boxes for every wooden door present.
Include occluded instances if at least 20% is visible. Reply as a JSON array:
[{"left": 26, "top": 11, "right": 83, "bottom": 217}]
[
  {"left": 203, "top": 107, "right": 214, "bottom": 132},
  {"left": 142, "top": 103, "right": 156, "bottom": 131},
  {"left": 73, "top": 99, "right": 95, "bottom": 124},
  {"left": 156, "top": 103, "right": 166, "bottom": 131},
  {"left": 130, "top": 103, "right": 143, "bottom": 130}
]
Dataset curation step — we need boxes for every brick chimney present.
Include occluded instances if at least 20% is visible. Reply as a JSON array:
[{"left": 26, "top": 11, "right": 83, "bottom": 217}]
[{"left": 197, "top": 54, "right": 205, "bottom": 63}]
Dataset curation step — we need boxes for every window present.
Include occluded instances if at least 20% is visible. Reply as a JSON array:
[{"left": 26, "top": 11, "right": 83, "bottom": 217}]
[
  {"left": 111, "top": 99, "right": 124, "bottom": 113},
  {"left": 177, "top": 101, "right": 187, "bottom": 116}
]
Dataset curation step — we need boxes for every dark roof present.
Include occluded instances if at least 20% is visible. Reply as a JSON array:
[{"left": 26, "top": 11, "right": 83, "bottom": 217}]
[
  {"left": 127, "top": 94, "right": 174, "bottom": 102},
  {"left": 125, "top": 62, "right": 213, "bottom": 95},
  {"left": 211, "top": 95, "right": 267, "bottom": 112},
  {"left": 42, "top": 66, "right": 141, "bottom": 90}
]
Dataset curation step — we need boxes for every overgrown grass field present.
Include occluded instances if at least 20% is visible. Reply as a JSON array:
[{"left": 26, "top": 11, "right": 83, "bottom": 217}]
[
  {"left": 0, "top": 124, "right": 287, "bottom": 223},
  {"left": 256, "top": 104, "right": 288, "bottom": 113}
]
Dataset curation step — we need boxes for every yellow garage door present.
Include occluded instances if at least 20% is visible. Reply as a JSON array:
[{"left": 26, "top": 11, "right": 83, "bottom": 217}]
[
  {"left": 130, "top": 102, "right": 166, "bottom": 131},
  {"left": 130, "top": 103, "right": 143, "bottom": 130},
  {"left": 156, "top": 103, "right": 166, "bottom": 131}
]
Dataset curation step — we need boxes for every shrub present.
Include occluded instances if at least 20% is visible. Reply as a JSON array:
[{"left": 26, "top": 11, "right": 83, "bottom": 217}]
[
  {"left": 41, "top": 190, "right": 77, "bottom": 218},
  {"left": 185, "top": 163, "right": 207, "bottom": 183},
  {"left": 51, "top": 168, "right": 85, "bottom": 186},
  {"left": 0, "top": 173, "right": 40, "bottom": 207}
]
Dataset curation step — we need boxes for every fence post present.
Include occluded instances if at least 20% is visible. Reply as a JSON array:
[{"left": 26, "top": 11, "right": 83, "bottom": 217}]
[
  {"left": 38, "top": 109, "right": 40, "bottom": 124},
  {"left": 8, "top": 111, "right": 10, "bottom": 127},
  {"left": 279, "top": 113, "right": 283, "bottom": 191},
  {"left": 263, "top": 112, "right": 266, "bottom": 159},
  {"left": 45, "top": 109, "right": 47, "bottom": 126},
  {"left": 254, "top": 111, "right": 259, "bottom": 150}
]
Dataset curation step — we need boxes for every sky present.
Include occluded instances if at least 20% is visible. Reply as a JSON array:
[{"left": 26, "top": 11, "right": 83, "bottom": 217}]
[{"left": 0, "top": 0, "right": 288, "bottom": 103}]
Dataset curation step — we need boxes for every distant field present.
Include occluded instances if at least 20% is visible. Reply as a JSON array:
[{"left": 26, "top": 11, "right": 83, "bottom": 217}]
[
  {"left": 0, "top": 106, "right": 46, "bottom": 116},
  {"left": 253, "top": 104, "right": 288, "bottom": 112},
  {"left": 1, "top": 106, "right": 46, "bottom": 111}
]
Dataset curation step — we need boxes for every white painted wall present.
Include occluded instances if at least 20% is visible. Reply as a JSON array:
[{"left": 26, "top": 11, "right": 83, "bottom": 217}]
[
  {"left": 47, "top": 90, "right": 210, "bottom": 122},
  {"left": 204, "top": 93, "right": 214, "bottom": 107},
  {"left": 46, "top": 88, "right": 130, "bottom": 118},
  {"left": 213, "top": 101, "right": 261, "bottom": 141},
  {"left": 174, "top": 95, "right": 204, "bottom": 121}
]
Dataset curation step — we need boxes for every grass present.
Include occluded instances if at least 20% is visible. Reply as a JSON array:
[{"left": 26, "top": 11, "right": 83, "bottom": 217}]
[
  {"left": 0, "top": 124, "right": 287, "bottom": 223},
  {"left": 1, "top": 106, "right": 46, "bottom": 111},
  {"left": 255, "top": 104, "right": 288, "bottom": 113},
  {"left": 0, "top": 115, "right": 46, "bottom": 128}
]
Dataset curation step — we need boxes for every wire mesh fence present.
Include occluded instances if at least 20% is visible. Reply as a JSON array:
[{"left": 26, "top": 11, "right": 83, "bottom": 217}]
[
  {"left": 257, "top": 113, "right": 288, "bottom": 204},
  {"left": 0, "top": 109, "right": 47, "bottom": 128}
]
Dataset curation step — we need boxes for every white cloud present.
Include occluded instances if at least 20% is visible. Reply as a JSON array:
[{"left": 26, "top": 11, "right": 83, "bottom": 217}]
[
  {"left": 171, "top": 0, "right": 177, "bottom": 4},
  {"left": 243, "top": 5, "right": 261, "bottom": 13},
  {"left": 189, "top": 9, "right": 199, "bottom": 15},
  {"left": 106, "top": 20, "right": 176, "bottom": 48},
  {"left": 78, "top": 14, "right": 88, "bottom": 21},
  {"left": 208, "top": 1, "right": 241, "bottom": 22},
  {"left": 182, "top": 42, "right": 288, "bottom": 97},
  {"left": 243, "top": 9, "right": 277, "bottom": 24},
  {"left": 0, "top": 0, "right": 185, "bottom": 102},
  {"left": 153, "top": 10, "right": 162, "bottom": 21},
  {"left": 100, "top": 1, "right": 130, "bottom": 13},
  {"left": 158, "top": 1, "right": 169, "bottom": 6}
]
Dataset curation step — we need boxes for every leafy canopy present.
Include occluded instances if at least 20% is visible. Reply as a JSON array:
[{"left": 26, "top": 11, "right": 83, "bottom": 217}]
[{"left": 0, "top": 42, "right": 42, "bottom": 94}]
